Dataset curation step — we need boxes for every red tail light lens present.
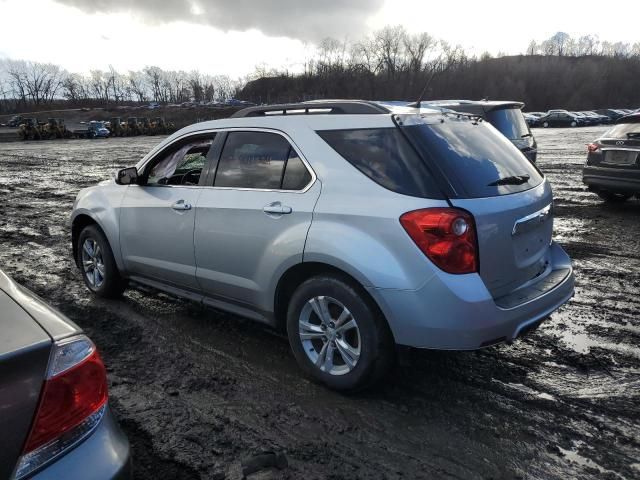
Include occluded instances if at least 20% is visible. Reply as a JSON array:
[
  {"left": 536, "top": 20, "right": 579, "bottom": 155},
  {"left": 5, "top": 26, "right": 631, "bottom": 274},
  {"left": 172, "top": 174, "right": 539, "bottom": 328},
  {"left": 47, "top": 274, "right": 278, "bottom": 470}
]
[
  {"left": 400, "top": 208, "right": 478, "bottom": 274},
  {"left": 24, "top": 336, "right": 107, "bottom": 453},
  {"left": 587, "top": 143, "right": 600, "bottom": 153}
]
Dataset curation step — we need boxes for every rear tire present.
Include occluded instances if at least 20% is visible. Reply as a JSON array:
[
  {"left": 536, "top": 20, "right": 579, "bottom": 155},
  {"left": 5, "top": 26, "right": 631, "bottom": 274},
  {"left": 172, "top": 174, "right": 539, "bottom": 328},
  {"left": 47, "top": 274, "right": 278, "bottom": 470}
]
[
  {"left": 596, "top": 191, "right": 632, "bottom": 203},
  {"left": 286, "top": 275, "right": 395, "bottom": 392},
  {"left": 77, "top": 225, "right": 127, "bottom": 298},
  {"left": 543, "top": 122, "right": 549, "bottom": 128}
]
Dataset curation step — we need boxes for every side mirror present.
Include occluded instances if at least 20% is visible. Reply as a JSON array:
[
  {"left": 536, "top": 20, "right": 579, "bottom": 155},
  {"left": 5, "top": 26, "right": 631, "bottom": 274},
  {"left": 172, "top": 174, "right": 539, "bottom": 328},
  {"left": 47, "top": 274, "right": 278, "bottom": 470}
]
[{"left": 116, "top": 167, "right": 138, "bottom": 185}]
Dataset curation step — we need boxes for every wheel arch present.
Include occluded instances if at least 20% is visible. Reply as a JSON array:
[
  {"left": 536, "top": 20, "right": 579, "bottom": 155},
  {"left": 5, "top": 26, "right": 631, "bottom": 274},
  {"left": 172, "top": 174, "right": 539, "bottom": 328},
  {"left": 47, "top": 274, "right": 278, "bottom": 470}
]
[
  {"left": 71, "top": 213, "right": 120, "bottom": 270},
  {"left": 273, "top": 261, "right": 394, "bottom": 341}
]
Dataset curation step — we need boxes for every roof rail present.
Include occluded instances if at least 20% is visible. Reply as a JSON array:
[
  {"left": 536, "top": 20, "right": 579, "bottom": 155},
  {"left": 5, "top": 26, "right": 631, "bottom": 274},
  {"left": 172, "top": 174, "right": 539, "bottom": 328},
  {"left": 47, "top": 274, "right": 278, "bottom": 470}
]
[{"left": 231, "top": 100, "right": 390, "bottom": 118}]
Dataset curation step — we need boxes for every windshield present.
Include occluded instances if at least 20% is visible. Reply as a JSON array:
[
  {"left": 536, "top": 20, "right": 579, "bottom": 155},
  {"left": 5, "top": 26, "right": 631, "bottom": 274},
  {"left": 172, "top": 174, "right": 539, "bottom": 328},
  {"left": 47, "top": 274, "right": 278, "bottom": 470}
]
[
  {"left": 485, "top": 108, "right": 530, "bottom": 140},
  {"left": 602, "top": 122, "right": 640, "bottom": 139},
  {"left": 401, "top": 116, "right": 543, "bottom": 198}
]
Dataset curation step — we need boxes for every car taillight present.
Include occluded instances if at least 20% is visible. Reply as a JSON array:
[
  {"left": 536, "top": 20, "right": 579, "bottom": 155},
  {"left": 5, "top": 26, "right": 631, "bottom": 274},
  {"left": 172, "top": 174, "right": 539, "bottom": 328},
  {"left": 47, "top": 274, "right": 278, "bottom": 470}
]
[
  {"left": 400, "top": 208, "right": 478, "bottom": 274},
  {"left": 587, "top": 143, "right": 600, "bottom": 153},
  {"left": 13, "top": 335, "right": 108, "bottom": 479}
]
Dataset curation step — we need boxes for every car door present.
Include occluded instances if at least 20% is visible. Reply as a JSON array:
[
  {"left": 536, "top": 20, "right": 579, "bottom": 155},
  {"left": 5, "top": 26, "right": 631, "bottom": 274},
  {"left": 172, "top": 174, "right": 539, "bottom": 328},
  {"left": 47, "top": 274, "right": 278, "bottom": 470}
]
[
  {"left": 119, "top": 133, "right": 217, "bottom": 290},
  {"left": 194, "top": 129, "right": 320, "bottom": 314}
]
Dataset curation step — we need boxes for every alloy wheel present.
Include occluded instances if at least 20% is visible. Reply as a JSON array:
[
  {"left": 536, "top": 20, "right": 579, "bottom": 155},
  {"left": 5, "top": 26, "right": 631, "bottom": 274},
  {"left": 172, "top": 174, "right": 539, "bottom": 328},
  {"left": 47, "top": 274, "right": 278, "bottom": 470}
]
[
  {"left": 81, "top": 238, "right": 105, "bottom": 289},
  {"left": 298, "top": 296, "right": 361, "bottom": 376}
]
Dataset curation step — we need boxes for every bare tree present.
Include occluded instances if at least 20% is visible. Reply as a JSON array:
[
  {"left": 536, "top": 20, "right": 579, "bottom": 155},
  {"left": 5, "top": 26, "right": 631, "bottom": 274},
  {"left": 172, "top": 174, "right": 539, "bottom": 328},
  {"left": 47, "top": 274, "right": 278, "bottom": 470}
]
[
  {"left": 577, "top": 35, "right": 599, "bottom": 56},
  {"left": 128, "top": 71, "right": 148, "bottom": 103},
  {"left": 374, "top": 25, "right": 407, "bottom": 79}
]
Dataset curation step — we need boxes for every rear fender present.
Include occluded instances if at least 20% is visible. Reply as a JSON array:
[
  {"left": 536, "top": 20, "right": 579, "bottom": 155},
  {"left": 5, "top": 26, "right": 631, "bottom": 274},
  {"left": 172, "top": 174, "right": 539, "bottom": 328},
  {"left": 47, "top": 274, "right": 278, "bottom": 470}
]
[{"left": 303, "top": 219, "right": 435, "bottom": 291}]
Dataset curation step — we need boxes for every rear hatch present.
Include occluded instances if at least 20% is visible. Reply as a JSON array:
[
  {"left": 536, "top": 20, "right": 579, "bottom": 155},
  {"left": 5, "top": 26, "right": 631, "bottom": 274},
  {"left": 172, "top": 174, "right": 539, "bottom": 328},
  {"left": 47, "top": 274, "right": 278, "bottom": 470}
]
[
  {"left": 399, "top": 114, "right": 552, "bottom": 298},
  {"left": 0, "top": 289, "right": 52, "bottom": 480},
  {"left": 593, "top": 121, "right": 640, "bottom": 169}
]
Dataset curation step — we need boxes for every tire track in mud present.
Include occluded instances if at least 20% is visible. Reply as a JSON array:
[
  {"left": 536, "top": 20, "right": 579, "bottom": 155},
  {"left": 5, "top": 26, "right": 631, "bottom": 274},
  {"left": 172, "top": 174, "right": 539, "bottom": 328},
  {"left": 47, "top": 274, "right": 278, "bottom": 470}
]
[{"left": 0, "top": 128, "right": 638, "bottom": 479}]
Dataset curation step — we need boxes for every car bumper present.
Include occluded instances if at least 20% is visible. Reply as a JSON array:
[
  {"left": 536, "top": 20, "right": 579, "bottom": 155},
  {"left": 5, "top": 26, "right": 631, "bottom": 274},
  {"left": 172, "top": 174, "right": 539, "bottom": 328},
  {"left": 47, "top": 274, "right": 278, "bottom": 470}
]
[
  {"left": 368, "top": 241, "right": 574, "bottom": 350},
  {"left": 33, "top": 406, "right": 131, "bottom": 480},
  {"left": 583, "top": 166, "right": 640, "bottom": 193}
]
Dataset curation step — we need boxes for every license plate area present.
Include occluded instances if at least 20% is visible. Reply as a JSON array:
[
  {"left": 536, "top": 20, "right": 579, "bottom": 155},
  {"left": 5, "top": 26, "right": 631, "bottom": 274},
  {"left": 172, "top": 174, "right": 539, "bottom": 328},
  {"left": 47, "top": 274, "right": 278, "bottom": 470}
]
[{"left": 604, "top": 150, "right": 638, "bottom": 166}]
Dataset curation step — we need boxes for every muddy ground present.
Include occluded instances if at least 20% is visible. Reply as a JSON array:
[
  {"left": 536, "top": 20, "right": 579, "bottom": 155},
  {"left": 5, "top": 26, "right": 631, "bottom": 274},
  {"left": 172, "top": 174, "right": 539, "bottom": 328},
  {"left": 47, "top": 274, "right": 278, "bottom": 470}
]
[{"left": 0, "top": 127, "right": 638, "bottom": 480}]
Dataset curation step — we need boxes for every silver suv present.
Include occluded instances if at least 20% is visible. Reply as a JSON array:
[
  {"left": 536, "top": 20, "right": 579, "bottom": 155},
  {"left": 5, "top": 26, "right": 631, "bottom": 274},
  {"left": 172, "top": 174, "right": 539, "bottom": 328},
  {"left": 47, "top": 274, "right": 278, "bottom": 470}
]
[{"left": 71, "top": 100, "right": 574, "bottom": 391}]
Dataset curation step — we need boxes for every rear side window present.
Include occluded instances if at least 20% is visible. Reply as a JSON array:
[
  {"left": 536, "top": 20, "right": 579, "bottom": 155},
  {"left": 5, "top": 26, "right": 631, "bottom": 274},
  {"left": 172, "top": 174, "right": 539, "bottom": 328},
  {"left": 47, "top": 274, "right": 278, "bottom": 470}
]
[
  {"left": 317, "top": 128, "right": 443, "bottom": 198},
  {"left": 214, "top": 131, "right": 312, "bottom": 190},
  {"left": 402, "top": 118, "right": 543, "bottom": 198}
]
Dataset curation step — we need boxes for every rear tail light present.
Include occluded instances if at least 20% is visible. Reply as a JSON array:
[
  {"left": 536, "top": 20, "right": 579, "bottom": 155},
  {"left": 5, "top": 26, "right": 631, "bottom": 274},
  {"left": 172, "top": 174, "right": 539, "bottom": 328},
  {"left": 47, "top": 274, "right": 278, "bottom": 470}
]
[
  {"left": 400, "top": 208, "right": 478, "bottom": 274},
  {"left": 13, "top": 335, "right": 108, "bottom": 479},
  {"left": 587, "top": 143, "right": 600, "bottom": 153}
]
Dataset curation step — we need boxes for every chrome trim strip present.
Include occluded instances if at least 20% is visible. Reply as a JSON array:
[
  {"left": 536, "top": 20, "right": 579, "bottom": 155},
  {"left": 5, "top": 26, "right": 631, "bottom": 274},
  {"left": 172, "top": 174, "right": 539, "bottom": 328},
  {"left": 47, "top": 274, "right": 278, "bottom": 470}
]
[
  {"left": 512, "top": 203, "right": 552, "bottom": 236},
  {"left": 600, "top": 147, "right": 640, "bottom": 153},
  {"left": 137, "top": 127, "right": 317, "bottom": 194}
]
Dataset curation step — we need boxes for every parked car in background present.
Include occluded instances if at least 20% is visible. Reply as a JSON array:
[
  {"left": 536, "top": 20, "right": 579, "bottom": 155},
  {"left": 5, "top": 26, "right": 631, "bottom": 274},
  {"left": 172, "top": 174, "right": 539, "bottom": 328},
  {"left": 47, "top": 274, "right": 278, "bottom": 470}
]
[
  {"left": 417, "top": 100, "right": 538, "bottom": 163},
  {"left": 594, "top": 109, "right": 626, "bottom": 123},
  {"left": 8, "top": 115, "right": 24, "bottom": 128},
  {"left": 572, "top": 112, "right": 596, "bottom": 125},
  {"left": 583, "top": 111, "right": 610, "bottom": 124},
  {"left": 583, "top": 113, "right": 640, "bottom": 202},
  {"left": 0, "top": 269, "right": 130, "bottom": 479},
  {"left": 88, "top": 121, "right": 111, "bottom": 139},
  {"left": 538, "top": 110, "right": 584, "bottom": 128},
  {"left": 524, "top": 112, "right": 540, "bottom": 127},
  {"left": 70, "top": 100, "right": 573, "bottom": 391}
]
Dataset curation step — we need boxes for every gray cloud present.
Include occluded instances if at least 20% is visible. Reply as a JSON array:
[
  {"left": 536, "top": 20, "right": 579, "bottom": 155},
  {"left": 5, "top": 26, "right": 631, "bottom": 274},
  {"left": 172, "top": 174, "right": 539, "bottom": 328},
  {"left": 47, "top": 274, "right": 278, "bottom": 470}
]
[{"left": 53, "top": 0, "right": 384, "bottom": 42}]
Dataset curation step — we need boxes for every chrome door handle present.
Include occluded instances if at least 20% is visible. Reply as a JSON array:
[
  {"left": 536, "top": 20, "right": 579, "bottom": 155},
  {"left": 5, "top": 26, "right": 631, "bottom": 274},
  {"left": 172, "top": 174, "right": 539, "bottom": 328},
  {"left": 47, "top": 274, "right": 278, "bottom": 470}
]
[
  {"left": 263, "top": 203, "right": 292, "bottom": 215},
  {"left": 172, "top": 200, "right": 192, "bottom": 211}
]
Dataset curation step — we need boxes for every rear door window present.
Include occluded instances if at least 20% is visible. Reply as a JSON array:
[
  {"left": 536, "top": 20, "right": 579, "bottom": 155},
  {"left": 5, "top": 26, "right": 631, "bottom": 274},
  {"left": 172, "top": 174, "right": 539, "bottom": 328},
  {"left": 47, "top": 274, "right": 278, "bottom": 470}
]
[
  {"left": 401, "top": 117, "right": 543, "bottom": 198},
  {"left": 317, "top": 128, "right": 443, "bottom": 198},
  {"left": 214, "top": 131, "right": 312, "bottom": 190}
]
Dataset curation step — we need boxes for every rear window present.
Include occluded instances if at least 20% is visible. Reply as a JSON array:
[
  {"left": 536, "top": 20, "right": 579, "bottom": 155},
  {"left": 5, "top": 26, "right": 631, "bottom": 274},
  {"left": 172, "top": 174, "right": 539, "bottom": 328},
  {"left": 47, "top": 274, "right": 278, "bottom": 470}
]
[
  {"left": 401, "top": 117, "right": 543, "bottom": 198},
  {"left": 485, "top": 108, "right": 530, "bottom": 140},
  {"left": 317, "top": 128, "right": 443, "bottom": 198},
  {"left": 603, "top": 122, "right": 640, "bottom": 139}
]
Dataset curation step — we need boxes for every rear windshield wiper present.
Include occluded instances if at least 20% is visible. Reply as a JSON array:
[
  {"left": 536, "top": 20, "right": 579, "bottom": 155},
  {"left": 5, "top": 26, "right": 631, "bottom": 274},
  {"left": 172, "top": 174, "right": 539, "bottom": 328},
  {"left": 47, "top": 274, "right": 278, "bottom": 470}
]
[{"left": 488, "top": 174, "right": 530, "bottom": 186}]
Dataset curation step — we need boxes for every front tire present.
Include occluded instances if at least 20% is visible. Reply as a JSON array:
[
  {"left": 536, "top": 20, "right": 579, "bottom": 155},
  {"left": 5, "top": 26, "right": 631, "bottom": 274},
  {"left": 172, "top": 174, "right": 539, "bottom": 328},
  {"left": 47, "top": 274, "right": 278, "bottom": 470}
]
[
  {"left": 596, "top": 191, "right": 632, "bottom": 203},
  {"left": 543, "top": 122, "right": 549, "bottom": 128},
  {"left": 77, "top": 225, "right": 127, "bottom": 298},
  {"left": 286, "top": 275, "right": 394, "bottom": 392}
]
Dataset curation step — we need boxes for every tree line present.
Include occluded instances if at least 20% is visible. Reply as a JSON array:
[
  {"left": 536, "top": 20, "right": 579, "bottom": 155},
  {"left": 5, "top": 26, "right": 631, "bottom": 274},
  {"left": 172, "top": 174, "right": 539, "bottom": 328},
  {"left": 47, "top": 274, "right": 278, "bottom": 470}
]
[
  {"left": 0, "top": 61, "right": 242, "bottom": 113},
  {"left": 239, "top": 28, "right": 640, "bottom": 111},
  {"left": 1, "top": 28, "right": 639, "bottom": 114}
]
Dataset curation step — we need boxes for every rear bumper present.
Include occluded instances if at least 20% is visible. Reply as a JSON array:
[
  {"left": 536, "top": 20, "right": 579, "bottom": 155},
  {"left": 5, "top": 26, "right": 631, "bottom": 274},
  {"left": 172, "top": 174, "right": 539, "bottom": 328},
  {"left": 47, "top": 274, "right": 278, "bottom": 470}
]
[
  {"left": 583, "top": 166, "right": 640, "bottom": 193},
  {"left": 33, "top": 406, "right": 131, "bottom": 480},
  {"left": 368, "top": 241, "right": 574, "bottom": 350}
]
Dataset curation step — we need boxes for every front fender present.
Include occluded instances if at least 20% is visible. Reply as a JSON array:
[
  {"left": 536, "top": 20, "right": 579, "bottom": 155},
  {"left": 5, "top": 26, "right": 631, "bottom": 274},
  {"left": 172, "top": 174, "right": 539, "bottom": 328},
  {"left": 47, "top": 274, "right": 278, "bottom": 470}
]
[{"left": 70, "top": 185, "right": 127, "bottom": 270}]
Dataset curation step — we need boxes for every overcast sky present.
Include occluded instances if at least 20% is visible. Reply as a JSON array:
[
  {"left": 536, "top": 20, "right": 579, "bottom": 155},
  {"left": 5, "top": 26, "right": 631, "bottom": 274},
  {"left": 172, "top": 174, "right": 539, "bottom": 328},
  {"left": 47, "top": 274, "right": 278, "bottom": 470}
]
[{"left": 1, "top": 0, "right": 638, "bottom": 77}]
